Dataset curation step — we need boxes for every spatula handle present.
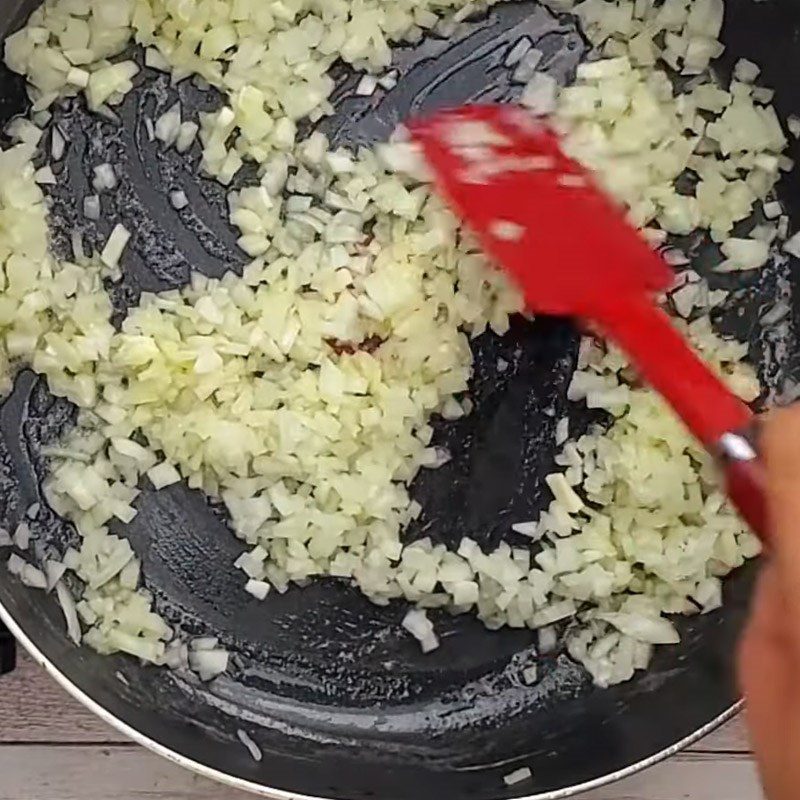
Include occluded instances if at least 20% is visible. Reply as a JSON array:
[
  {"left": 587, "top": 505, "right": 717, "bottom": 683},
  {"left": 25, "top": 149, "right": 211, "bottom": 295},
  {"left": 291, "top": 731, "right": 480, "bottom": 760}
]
[{"left": 594, "top": 296, "right": 767, "bottom": 539}]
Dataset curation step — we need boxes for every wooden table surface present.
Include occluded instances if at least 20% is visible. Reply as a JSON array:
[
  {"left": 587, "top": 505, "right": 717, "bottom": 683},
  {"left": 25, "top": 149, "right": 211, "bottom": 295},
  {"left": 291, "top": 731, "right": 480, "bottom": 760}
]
[{"left": 0, "top": 652, "right": 764, "bottom": 800}]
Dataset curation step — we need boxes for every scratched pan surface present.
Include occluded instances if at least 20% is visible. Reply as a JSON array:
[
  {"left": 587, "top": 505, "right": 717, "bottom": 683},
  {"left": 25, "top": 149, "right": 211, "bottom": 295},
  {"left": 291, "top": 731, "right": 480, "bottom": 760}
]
[{"left": 0, "top": 1, "right": 799, "bottom": 798}]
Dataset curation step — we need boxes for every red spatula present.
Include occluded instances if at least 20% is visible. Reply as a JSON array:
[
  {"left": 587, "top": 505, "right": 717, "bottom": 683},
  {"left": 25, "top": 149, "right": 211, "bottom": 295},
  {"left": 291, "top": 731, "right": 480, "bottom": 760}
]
[{"left": 407, "top": 105, "right": 767, "bottom": 539}]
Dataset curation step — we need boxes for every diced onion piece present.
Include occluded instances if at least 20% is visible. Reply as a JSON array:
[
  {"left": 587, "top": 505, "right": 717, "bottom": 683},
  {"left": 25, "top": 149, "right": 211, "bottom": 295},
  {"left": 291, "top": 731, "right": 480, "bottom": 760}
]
[
  {"left": 545, "top": 473, "right": 584, "bottom": 514},
  {"left": 599, "top": 612, "right": 680, "bottom": 645},
  {"left": 21, "top": 563, "right": 48, "bottom": 589},
  {"left": 505, "top": 37, "right": 533, "bottom": 67},
  {"left": 520, "top": 72, "right": 558, "bottom": 115},
  {"left": 503, "top": 767, "right": 532, "bottom": 786},
  {"left": 175, "top": 121, "right": 199, "bottom": 153},
  {"left": 402, "top": 608, "right": 439, "bottom": 653},
  {"left": 45, "top": 559, "right": 67, "bottom": 591},
  {"left": 66, "top": 67, "right": 90, "bottom": 88},
  {"left": 237, "top": 729, "right": 263, "bottom": 762},
  {"left": 92, "top": 163, "right": 117, "bottom": 192},
  {"left": 521, "top": 664, "right": 538, "bottom": 684},
  {"left": 6, "top": 117, "right": 42, "bottom": 145},
  {"left": 538, "top": 625, "right": 558, "bottom": 654},
  {"left": 355, "top": 75, "right": 378, "bottom": 96},
  {"left": 718, "top": 237, "right": 770, "bottom": 271},
  {"left": 50, "top": 128, "right": 65, "bottom": 160},
  {"left": 188, "top": 648, "right": 229, "bottom": 681},
  {"left": 784, "top": 231, "right": 800, "bottom": 258},
  {"left": 147, "top": 461, "right": 181, "bottom": 490},
  {"left": 55, "top": 580, "right": 82, "bottom": 644},
  {"left": 169, "top": 190, "right": 189, "bottom": 210},
  {"left": 155, "top": 101, "right": 182, "bottom": 146},
  {"left": 13, "top": 521, "right": 31, "bottom": 550},
  {"left": 511, "top": 521, "right": 539, "bottom": 538},
  {"left": 190, "top": 636, "right": 220, "bottom": 651},
  {"left": 86, "top": 61, "right": 139, "bottom": 111},
  {"left": 7, "top": 554, "right": 25, "bottom": 576},
  {"left": 245, "top": 579, "right": 271, "bottom": 600},
  {"left": 733, "top": 58, "right": 760, "bottom": 83},
  {"left": 100, "top": 223, "right": 131, "bottom": 268},
  {"left": 83, "top": 194, "right": 101, "bottom": 220}
]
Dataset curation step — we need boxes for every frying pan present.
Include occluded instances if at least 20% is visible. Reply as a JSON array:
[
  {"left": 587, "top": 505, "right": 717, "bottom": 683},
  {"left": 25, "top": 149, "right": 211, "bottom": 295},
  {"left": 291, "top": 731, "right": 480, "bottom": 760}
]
[{"left": 0, "top": 1, "right": 798, "bottom": 798}]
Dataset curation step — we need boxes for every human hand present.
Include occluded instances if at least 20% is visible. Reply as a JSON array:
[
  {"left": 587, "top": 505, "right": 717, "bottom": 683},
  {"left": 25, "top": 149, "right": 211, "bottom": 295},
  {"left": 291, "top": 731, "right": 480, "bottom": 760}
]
[{"left": 738, "top": 406, "right": 800, "bottom": 800}]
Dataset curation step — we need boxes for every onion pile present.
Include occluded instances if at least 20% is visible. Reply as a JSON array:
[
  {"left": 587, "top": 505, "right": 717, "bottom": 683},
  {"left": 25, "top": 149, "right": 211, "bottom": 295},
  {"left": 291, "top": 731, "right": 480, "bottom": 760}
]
[{"left": 0, "top": 0, "right": 784, "bottom": 686}]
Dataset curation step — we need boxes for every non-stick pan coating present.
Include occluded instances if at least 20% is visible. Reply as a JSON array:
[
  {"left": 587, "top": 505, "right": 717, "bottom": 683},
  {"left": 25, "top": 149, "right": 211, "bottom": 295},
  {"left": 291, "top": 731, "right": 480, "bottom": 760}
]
[{"left": 0, "top": 1, "right": 798, "bottom": 798}]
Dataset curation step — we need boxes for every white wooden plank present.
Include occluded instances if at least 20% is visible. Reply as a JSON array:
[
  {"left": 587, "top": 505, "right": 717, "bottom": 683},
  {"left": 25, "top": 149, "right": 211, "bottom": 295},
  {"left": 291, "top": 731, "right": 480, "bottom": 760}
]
[
  {"left": 0, "top": 653, "right": 125, "bottom": 743},
  {"left": 694, "top": 716, "right": 750, "bottom": 752},
  {"left": 0, "top": 746, "right": 763, "bottom": 800},
  {"left": 579, "top": 753, "right": 763, "bottom": 799},
  {"left": 0, "top": 745, "right": 249, "bottom": 800}
]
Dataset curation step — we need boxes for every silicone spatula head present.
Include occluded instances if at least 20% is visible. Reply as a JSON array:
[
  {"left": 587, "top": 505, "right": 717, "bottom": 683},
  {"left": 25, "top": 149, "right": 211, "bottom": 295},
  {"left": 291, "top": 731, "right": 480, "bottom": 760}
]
[
  {"left": 406, "top": 105, "right": 673, "bottom": 317},
  {"left": 407, "top": 105, "right": 769, "bottom": 542}
]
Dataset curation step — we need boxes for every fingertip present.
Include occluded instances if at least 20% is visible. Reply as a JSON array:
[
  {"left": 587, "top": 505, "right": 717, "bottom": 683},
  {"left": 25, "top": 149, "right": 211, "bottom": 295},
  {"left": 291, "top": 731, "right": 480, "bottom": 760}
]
[
  {"left": 761, "top": 408, "right": 800, "bottom": 582},
  {"left": 763, "top": 406, "right": 800, "bottom": 486}
]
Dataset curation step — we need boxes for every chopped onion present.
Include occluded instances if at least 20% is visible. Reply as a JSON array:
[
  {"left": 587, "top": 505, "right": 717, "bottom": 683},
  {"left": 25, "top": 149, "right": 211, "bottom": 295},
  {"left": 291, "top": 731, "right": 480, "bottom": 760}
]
[
  {"left": 7, "top": 553, "right": 24, "bottom": 576},
  {"left": 784, "top": 231, "right": 800, "bottom": 258},
  {"left": 50, "top": 128, "right": 65, "bottom": 161},
  {"left": 761, "top": 300, "right": 790, "bottom": 326},
  {"left": 402, "top": 608, "right": 439, "bottom": 653},
  {"left": 13, "top": 521, "right": 30, "bottom": 550},
  {"left": 169, "top": 190, "right": 189, "bottom": 210},
  {"left": 378, "top": 71, "right": 398, "bottom": 90},
  {"left": 519, "top": 73, "right": 558, "bottom": 115},
  {"left": 100, "top": 223, "right": 131, "bottom": 268},
  {"left": 55, "top": 580, "right": 82, "bottom": 644},
  {"left": 0, "top": 0, "right": 771, "bottom": 693},
  {"left": 155, "top": 102, "right": 182, "bottom": 147},
  {"left": 733, "top": 58, "right": 760, "bottom": 83},
  {"left": 555, "top": 418, "right": 569, "bottom": 446},
  {"left": 83, "top": 194, "right": 101, "bottom": 220},
  {"left": 512, "top": 49, "right": 543, "bottom": 83},
  {"left": 503, "top": 767, "right": 532, "bottom": 786},
  {"left": 521, "top": 664, "right": 538, "bottom": 684},
  {"left": 671, "top": 282, "right": 703, "bottom": 318},
  {"left": 175, "top": 121, "right": 199, "bottom": 153},
  {"left": 717, "top": 237, "right": 770, "bottom": 271},
  {"left": 45, "top": 559, "right": 67, "bottom": 591},
  {"left": 147, "top": 461, "right": 181, "bottom": 489},
  {"left": 245, "top": 579, "right": 271, "bottom": 600},
  {"left": 511, "top": 521, "right": 539, "bottom": 537},
  {"left": 355, "top": 75, "right": 378, "bottom": 96},
  {"left": 21, "top": 563, "right": 47, "bottom": 589},
  {"left": 34, "top": 166, "right": 56, "bottom": 185},
  {"left": 505, "top": 37, "right": 533, "bottom": 67},
  {"left": 92, "top": 163, "right": 116, "bottom": 192},
  {"left": 188, "top": 648, "right": 229, "bottom": 681},
  {"left": 538, "top": 625, "right": 558, "bottom": 654},
  {"left": 237, "top": 729, "right": 263, "bottom": 762},
  {"left": 190, "top": 636, "right": 220, "bottom": 651},
  {"left": 6, "top": 117, "right": 41, "bottom": 146}
]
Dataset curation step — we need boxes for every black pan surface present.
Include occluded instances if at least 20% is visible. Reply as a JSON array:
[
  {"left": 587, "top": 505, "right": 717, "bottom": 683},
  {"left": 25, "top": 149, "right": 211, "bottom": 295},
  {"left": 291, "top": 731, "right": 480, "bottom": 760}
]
[{"left": 1, "top": 1, "right": 799, "bottom": 798}]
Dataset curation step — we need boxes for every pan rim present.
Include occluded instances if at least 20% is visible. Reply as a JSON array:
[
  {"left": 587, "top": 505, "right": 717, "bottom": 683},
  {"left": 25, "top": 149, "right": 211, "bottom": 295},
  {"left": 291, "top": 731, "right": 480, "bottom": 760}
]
[{"left": 0, "top": 597, "right": 743, "bottom": 800}]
